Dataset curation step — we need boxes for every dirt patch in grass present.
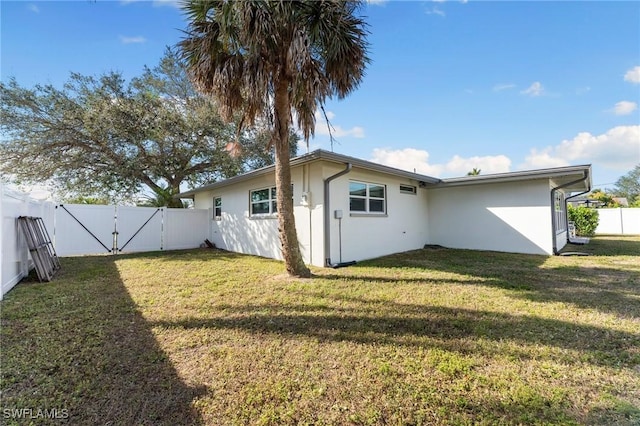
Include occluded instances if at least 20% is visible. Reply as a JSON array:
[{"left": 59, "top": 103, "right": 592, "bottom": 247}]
[{"left": 1, "top": 237, "right": 639, "bottom": 425}]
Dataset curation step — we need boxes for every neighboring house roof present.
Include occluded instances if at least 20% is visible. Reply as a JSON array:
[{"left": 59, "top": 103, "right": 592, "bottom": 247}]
[
  {"left": 612, "top": 197, "right": 629, "bottom": 207},
  {"left": 177, "top": 149, "right": 592, "bottom": 197}
]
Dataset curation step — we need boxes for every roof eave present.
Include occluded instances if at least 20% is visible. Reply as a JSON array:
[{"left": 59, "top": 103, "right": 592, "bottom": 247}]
[
  {"left": 176, "top": 149, "right": 441, "bottom": 198},
  {"left": 434, "top": 164, "right": 592, "bottom": 189}
]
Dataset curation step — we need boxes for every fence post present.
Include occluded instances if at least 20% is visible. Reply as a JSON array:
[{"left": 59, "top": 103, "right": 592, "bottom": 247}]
[{"left": 161, "top": 207, "right": 166, "bottom": 251}]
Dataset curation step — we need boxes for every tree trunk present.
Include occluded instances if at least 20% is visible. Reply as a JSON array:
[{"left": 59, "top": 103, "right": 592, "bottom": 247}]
[{"left": 273, "top": 78, "right": 311, "bottom": 278}]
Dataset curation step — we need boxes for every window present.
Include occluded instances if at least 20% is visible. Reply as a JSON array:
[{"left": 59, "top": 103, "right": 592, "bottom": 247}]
[
  {"left": 249, "top": 185, "right": 293, "bottom": 216},
  {"left": 554, "top": 192, "right": 566, "bottom": 232},
  {"left": 251, "top": 187, "right": 277, "bottom": 215},
  {"left": 400, "top": 184, "right": 417, "bottom": 195},
  {"left": 349, "top": 181, "right": 386, "bottom": 214},
  {"left": 213, "top": 197, "right": 222, "bottom": 219}
]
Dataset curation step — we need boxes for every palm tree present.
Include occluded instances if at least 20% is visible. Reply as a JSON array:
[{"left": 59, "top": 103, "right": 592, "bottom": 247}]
[
  {"left": 179, "top": 1, "right": 369, "bottom": 277},
  {"left": 467, "top": 168, "right": 481, "bottom": 176}
]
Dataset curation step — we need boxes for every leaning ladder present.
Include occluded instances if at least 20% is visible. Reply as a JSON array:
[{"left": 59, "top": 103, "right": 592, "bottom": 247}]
[{"left": 17, "top": 216, "right": 61, "bottom": 282}]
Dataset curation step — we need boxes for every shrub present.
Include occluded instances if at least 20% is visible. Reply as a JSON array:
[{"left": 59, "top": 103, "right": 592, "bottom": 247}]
[{"left": 568, "top": 205, "right": 599, "bottom": 237}]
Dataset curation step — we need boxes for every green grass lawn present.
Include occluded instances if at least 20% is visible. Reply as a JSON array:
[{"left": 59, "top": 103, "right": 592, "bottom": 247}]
[{"left": 1, "top": 236, "right": 639, "bottom": 425}]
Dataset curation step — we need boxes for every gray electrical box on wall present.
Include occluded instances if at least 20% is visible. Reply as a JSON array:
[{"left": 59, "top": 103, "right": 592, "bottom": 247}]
[{"left": 334, "top": 210, "right": 343, "bottom": 219}]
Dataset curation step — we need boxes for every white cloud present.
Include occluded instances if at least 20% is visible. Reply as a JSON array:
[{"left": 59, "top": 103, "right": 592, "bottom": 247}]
[
  {"left": 425, "top": 7, "right": 446, "bottom": 17},
  {"left": 28, "top": 4, "right": 39, "bottom": 13},
  {"left": 444, "top": 154, "right": 512, "bottom": 175},
  {"left": 612, "top": 101, "right": 638, "bottom": 115},
  {"left": 371, "top": 148, "right": 442, "bottom": 176},
  {"left": 522, "top": 125, "right": 640, "bottom": 171},
  {"left": 520, "top": 82, "right": 544, "bottom": 97},
  {"left": 624, "top": 66, "right": 640, "bottom": 84},
  {"left": 366, "top": 0, "right": 388, "bottom": 5},
  {"left": 370, "top": 148, "right": 511, "bottom": 177},
  {"left": 493, "top": 83, "right": 516, "bottom": 92},
  {"left": 314, "top": 111, "right": 364, "bottom": 139},
  {"left": 119, "top": 35, "right": 147, "bottom": 44}
]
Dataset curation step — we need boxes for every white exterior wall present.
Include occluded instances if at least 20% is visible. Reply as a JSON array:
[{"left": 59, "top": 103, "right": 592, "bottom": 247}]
[
  {"left": 192, "top": 161, "right": 431, "bottom": 267},
  {"left": 426, "top": 180, "right": 554, "bottom": 255},
  {"left": 324, "top": 165, "right": 430, "bottom": 264},
  {"left": 195, "top": 164, "right": 320, "bottom": 265}
]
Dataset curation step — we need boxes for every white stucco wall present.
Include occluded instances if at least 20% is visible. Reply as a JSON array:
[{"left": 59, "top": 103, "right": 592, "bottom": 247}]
[
  {"left": 193, "top": 164, "right": 321, "bottom": 265},
  {"left": 192, "top": 160, "right": 432, "bottom": 267},
  {"left": 426, "top": 180, "right": 554, "bottom": 255},
  {"left": 324, "top": 164, "right": 430, "bottom": 264}
]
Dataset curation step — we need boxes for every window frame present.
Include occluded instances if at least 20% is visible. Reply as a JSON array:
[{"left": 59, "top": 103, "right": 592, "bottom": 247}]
[
  {"left": 349, "top": 180, "right": 387, "bottom": 215},
  {"left": 213, "top": 196, "right": 222, "bottom": 219},
  {"left": 400, "top": 184, "right": 417, "bottom": 195},
  {"left": 554, "top": 191, "right": 567, "bottom": 233},
  {"left": 249, "top": 184, "right": 293, "bottom": 217}
]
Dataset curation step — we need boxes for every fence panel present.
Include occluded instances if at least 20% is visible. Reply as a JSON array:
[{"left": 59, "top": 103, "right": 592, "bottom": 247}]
[
  {"left": 54, "top": 204, "right": 116, "bottom": 256},
  {"left": 595, "top": 208, "right": 640, "bottom": 235},
  {"left": 164, "top": 208, "right": 209, "bottom": 250},
  {"left": 621, "top": 209, "right": 640, "bottom": 234},
  {"left": 116, "top": 206, "right": 163, "bottom": 253}
]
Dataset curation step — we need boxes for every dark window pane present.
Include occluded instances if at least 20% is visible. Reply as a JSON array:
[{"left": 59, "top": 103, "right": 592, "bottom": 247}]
[
  {"left": 400, "top": 185, "right": 416, "bottom": 194},
  {"left": 252, "top": 189, "right": 270, "bottom": 202},
  {"left": 271, "top": 187, "right": 277, "bottom": 199},
  {"left": 369, "top": 199, "right": 385, "bottom": 212},
  {"left": 214, "top": 207, "right": 222, "bottom": 217},
  {"left": 349, "top": 182, "right": 366, "bottom": 197},
  {"left": 252, "top": 202, "right": 270, "bottom": 215},
  {"left": 350, "top": 198, "right": 366, "bottom": 211},
  {"left": 214, "top": 197, "right": 222, "bottom": 207},
  {"left": 369, "top": 184, "right": 385, "bottom": 199},
  {"left": 272, "top": 200, "right": 278, "bottom": 213}
]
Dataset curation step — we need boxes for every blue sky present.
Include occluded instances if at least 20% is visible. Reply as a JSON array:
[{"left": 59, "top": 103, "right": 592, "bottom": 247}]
[{"left": 2, "top": 0, "right": 639, "bottom": 190}]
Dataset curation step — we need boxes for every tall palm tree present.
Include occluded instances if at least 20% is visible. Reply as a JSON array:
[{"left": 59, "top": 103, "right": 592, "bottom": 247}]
[{"left": 179, "top": 1, "right": 369, "bottom": 277}]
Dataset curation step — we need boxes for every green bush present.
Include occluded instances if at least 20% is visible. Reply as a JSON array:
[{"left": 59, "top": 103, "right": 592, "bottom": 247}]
[{"left": 568, "top": 205, "right": 599, "bottom": 237}]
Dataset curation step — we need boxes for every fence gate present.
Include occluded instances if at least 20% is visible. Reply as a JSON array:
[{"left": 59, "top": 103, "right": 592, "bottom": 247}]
[{"left": 54, "top": 204, "right": 163, "bottom": 256}]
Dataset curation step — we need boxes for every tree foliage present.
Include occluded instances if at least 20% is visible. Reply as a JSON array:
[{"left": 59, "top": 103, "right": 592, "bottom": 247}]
[
  {"left": 0, "top": 48, "right": 296, "bottom": 206},
  {"left": 589, "top": 189, "right": 622, "bottom": 208},
  {"left": 568, "top": 205, "right": 599, "bottom": 237},
  {"left": 179, "top": 0, "right": 369, "bottom": 276},
  {"left": 613, "top": 164, "right": 640, "bottom": 204}
]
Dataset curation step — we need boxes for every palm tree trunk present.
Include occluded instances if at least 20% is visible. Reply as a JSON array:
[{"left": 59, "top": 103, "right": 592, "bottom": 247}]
[{"left": 273, "top": 78, "right": 311, "bottom": 278}]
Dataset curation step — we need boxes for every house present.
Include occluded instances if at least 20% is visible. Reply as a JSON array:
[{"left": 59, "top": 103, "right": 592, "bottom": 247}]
[{"left": 177, "top": 150, "right": 591, "bottom": 267}]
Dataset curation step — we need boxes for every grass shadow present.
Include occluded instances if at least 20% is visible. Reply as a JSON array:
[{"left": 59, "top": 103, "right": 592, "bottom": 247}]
[
  {"left": 562, "top": 235, "right": 640, "bottom": 256},
  {"left": 0, "top": 256, "right": 205, "bottom": 425},
  {"left": 150, "top": 299, "right": 640, "bottom": 368},
  {"left": 354, "top": 237, "right": 640, "bottom": 319}
]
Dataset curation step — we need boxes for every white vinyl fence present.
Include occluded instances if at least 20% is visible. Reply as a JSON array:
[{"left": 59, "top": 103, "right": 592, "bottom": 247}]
[
  {"left": 595, "top": 208, "right": 640, "bottom": 235},
  {"left": 2, "top": 185, "right": 210, "bottom": 300},
  {"left": 54, "top": 204, "right": 210, "bottom": 256},
  {"left": 1, "top": 184, "right": 55, "bottom": 300}
]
